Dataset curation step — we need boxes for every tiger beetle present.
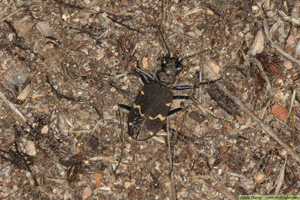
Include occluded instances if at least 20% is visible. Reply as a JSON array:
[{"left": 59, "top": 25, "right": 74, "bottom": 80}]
[
  {"left": 119, "top": 31, "right": 200, "bottom": 141},
  {"left": 119, "top": 56, "right": 198, "bottom": 141}
]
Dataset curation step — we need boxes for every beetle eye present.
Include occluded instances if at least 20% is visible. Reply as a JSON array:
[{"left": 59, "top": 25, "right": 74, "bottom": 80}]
[
  {"left": 176, "top": 64, "right": 182, "bottom": 71},
  {"left": 162, "top": 58, "right": 167, "bottom": 65}
]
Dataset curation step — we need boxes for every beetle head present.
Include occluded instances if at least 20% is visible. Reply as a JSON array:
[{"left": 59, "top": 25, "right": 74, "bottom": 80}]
[{"left": 156, "top": 56, "right": 183, "bottom": 86}]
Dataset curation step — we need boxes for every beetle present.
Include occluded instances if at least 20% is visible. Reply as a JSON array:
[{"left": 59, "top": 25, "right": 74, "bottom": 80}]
[{"left": 119, "top": 54, "right": 195, "bottom": 141}]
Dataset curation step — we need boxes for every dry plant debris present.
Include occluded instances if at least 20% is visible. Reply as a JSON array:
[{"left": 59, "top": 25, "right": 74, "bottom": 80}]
[{"left": 1, "top": 0, "right": 300, "bottom": 199}]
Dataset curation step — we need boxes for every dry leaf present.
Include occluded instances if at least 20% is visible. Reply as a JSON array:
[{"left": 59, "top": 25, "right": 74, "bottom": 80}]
[
  {"left": 93, "top": 173, "right": 102, "bottom": 188},
  {"left": 272, "top": 104, "right": 288, "bottom": 121}
]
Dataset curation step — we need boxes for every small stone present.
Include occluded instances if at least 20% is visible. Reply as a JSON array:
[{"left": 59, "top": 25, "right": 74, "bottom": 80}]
[
  {"left": 266, "top": 11, "right": 274, "bottom": 17},
  {"left": 275, "top": 79, "right": 283, "bottom": 85},
  {"left": 283, "top": 61, "right": 292, "bottom": 69},
  {"left": 194, "top": 65, "right": 200, "bottom": 70},
  {"left": 112, "top": 105, "right": 119, "bottom": 110},
  {"left": 252, "top": 6, "right": 259, "bottom": 11},
  {"left": 96, "top": 49, "right": 105, "bottom": 61},
  {"left": 280, "top": 149, "right": 287, "bottom": 156},
  {"left": 203, "top": 60, "right": 221, "bottom": 80},
  {"left": 286, "top": 35, "right": 296, "bottom": 46},
  {"left": 239, "top": 178, "right": 255, "bottom": 190},
  {"left": 206, "top": 8, "right": 214, "bottom": 16},
  {"left": 253, "top": 172, "right": 266, "bottom": 183},
  {"left": 110, "top": 87, "right": 116, "bottom": 92},
  {"left": 82, "top": 186, "right": 92, "bottom": 200},
  {"left": 249, "top": 31, "right": 264, "bottom": 55},
  {"left": 142, "top": 57, "right": 148, "bottom": 69},
  {"left": 274, "top": 91, "right": 284, "bottom": 101},
  {"left": 62, "top": 14, "right": 70, "bottom": 21},
  {"left": 36, "top": 21, "right": 53, "bottom": 37},
  {"left": 41, "top": 125, "right": 49, "bottom": 134},
  {"left": 164, "top": 181, "right": 172, "bottom": 188},
  {"left": 121, "top": 85, "right": 128, "bottom": 90},
  {"left": 124, "top": 181, "right": 131, "bottom": 189},
  {"left": 26, "top": 140, "right": 37, "bottom": 156}
]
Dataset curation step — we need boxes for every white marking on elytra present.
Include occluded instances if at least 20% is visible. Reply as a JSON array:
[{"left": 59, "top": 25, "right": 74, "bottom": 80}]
[
  {"left": 133, "top": 103, "right": 145, "bottom": 117},
  {"left": 165, "top": 102, "right": 171, "bottom": 107},
  {"left": 149, "top": 114, "right": 166, "bottom": 121}
]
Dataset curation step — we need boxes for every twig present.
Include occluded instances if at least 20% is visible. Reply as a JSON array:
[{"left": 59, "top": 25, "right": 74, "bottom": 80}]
[
  {"left": 279, "top": 10, "right": 300, "bottom": 26},
  {"left": 213, "top": 185, "right": 238, "bottom": 200},
  {"left": 262, "top": 18, "right": 300, "bottom": 66},
  {"left": 274, "top": 154, "right": 287, "bottom": 194},
  {"left": 89, "top": 156, "right": 118, "bottom": 163},
  {"left": 0, "top": 8, "right": 24, "bottom": 23},
  {"left": 0, "top": 0, "right": 12, "bottom": 19},
  {"left": 291, "top": 109, "right": 296, "bottom": 147},
  {"left": 288, "top": 89, "right": 296, "bottom": 119},
  {"left": 215, "top": 82, "right": 300, "bottom": 164},
  {"left": 0, "top": 91, "right": 27, "bottom": 123},
  {"left": 242, "top": 0, "right": 300, "bottom": 66},
  {"left": 205, "top": 180, "right": 237, "bottom": 200},
  {"left": 167, "top": 118, "right": 176, "bottom": 200}
]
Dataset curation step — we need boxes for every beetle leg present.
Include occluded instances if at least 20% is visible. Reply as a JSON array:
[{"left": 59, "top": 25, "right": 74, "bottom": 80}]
[
  {"left": 172, "top": 78, "right": 221, "bottom": 90},
  {"left": 135, "top": 68, "right": 154, "bottom": 84},
  {"left": 171, "top": 85, "right": 195, "bottom": 90},
  {"left": 118, "top": 104, "right": 131, "bottom": 111},
  {"left": 168, "top": 108, "right": 182, "bottom": 116},
  {"left": 173, "top": 95, "right": 189, "bottom": 100}
]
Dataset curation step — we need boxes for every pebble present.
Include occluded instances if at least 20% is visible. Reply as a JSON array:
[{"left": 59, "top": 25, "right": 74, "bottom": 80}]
[
  {"left": 96, "top": 49, "right": 105, "bottom": 61},
  {"left": 239, "top": 178, "right": 255, "bottom": 190},
  {"left": 110, "top": 87, "right": 116, "bottom": 92},
  {"left": 253, "top": 172, "right": 266, "bottom": 183},
  {"left": 203, "top": 60, "right": 221, "bottom": 80},
  {"left": 26, "top": 140, "right": 37, "bottom": 156},
  {"left": 36, "top": 21, "right": 53, "bottom": 37},
  {"left": 249, "top": 31, "right": 264, "bottom": 55},
  {"left": 41, "top": 125, "right": 49, "bottom": 134},
  {"left": 142, "top": 57, "right": 148, "bottom": 69},
  {"left": 283, "top": 61, "right": 292, "bottom": 69},
  {"left": 286, "top": 35, "right": 296, "bottom": 46},
  {"left": 274, "top": 91, "right": 284, "bottom": 101},
  {"left": 124, "top": 182, "right": 131, "bottom": 189},
  {"left": 82, "top": 186, "right": 92, "bottom": 200}
]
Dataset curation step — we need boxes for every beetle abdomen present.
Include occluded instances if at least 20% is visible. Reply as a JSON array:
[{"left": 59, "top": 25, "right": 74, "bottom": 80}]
[{"left": 128, "top": 82, "right": 173, "bottom": 140}]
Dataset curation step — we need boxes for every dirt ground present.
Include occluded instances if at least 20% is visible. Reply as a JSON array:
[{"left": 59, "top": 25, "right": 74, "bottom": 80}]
[{"left": 1, "top": 0, "right": 300, "bottom": 199}]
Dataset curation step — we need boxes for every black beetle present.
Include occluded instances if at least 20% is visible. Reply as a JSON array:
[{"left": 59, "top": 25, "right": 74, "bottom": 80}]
[{"left": 119, "top": 54, "right": 194, "bottom": 141}]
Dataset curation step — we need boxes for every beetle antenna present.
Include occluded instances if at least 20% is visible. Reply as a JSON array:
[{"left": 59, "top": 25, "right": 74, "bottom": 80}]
[
  {"left": 158, "top": 28, "right": 171, "bottom": 57},
  {"left": 179, "top": 49, "right": 212, "bottom": 62}
]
